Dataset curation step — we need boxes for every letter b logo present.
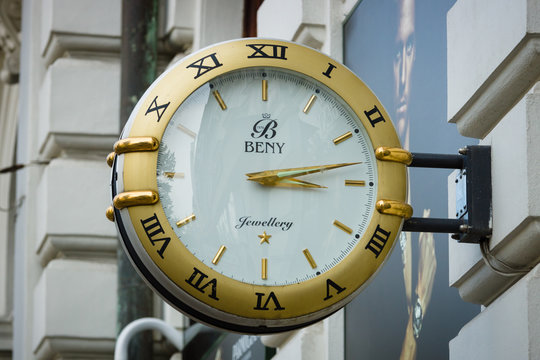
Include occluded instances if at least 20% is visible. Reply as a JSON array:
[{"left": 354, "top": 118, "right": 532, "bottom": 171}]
[{"left": 251, "top": 119, "right": 278, "bottom": 139}]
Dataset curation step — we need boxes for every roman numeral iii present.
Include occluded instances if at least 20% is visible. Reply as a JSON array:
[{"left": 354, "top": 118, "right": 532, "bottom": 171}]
[{"left": 365, "top": 224, "right": 391, "bottom": 258}]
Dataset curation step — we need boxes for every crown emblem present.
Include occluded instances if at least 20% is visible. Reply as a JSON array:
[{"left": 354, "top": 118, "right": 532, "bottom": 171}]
[{"left": 262, "top": 113, "right": 271, "bottom": 119}]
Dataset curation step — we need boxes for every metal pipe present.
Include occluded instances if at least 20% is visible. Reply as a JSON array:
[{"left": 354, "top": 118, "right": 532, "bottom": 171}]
[
  {"left": 115, "top": 318, "right": 184, "bottom": 360},
  {"left": 403, "top": 217, "right": 466, "bottom": 233},
  {"left": 118, "top": 1, "right": 158, "bottom": 359},
  {"left": 409, "top": 152, "right": 464, "bottom": 169}
]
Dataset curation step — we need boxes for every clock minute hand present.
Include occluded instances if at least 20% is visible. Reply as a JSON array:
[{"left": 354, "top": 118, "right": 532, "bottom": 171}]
[{"left": 246, "top": 162, "right": 361, "bottom": 186}]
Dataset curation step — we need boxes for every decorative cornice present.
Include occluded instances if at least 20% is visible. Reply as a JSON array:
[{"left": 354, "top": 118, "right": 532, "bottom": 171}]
[{"left": 0, "top": 0, "right": 20, "bottom": 84}]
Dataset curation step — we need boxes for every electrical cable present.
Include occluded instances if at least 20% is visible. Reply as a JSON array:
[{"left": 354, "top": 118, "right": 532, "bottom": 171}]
[{"left": 479, "top": 238, "right": 532, "bottom": 277}]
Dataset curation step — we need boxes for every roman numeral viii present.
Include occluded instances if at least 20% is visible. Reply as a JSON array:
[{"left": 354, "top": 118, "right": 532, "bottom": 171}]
[
  {"left": 365, "top": 224, "right": 391, "bottom": 258},
  {"left": 253, "top": 292, "right": 285, "bottom": 311},
  {"left": 247, "top": 44, "right": 288, "bottom": 60},
  {"left": 185, "top": 267, "right": 219, "bottom": 300},
  {"left": 140, "top": 213, "right": 171, "bottom": 259}
]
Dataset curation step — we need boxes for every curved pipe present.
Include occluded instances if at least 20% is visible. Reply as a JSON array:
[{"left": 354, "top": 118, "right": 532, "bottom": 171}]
[{"left": 115, "top": 317, "right": 197, "bottom": 360}]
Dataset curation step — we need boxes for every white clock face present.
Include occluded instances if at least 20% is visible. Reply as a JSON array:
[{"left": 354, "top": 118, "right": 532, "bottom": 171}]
[{"left": 156, "top": 67, "right": 378, "bottom": 286}]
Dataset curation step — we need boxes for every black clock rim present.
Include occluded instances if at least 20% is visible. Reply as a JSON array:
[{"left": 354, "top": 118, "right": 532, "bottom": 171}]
[{"left": 111, "top": 159, "right": 323, "bottom": 334}]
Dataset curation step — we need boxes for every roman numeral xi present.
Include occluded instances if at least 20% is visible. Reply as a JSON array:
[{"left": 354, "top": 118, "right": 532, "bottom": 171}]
[{"left": 186, "top": 52, "right": 223, "bottom": 79}]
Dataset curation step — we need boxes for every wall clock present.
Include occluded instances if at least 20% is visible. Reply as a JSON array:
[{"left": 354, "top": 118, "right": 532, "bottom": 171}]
[{"left": 107, "top": 39, "right": 410, "bottom": 334}]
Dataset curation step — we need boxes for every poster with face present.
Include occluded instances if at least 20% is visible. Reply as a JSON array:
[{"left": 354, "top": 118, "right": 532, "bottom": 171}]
[{"left": 344, "top": 0, "right": 479, "bottom": 358}]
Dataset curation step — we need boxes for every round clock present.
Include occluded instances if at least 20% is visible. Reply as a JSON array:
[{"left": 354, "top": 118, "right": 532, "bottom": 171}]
[{"left": 107, "top": 39, "right": 410, "bottom": 334}]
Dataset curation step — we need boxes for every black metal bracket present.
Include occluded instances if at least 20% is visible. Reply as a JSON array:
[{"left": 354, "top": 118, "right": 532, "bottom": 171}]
[{"left": 402, "top": 145, "right": 492, "bottom": 243}]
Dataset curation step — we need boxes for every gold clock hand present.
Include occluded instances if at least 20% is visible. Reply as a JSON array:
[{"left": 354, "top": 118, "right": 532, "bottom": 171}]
[
  {"left": 246, "top": 162, "right": 361, "bottom": 186},
  {"left": 267, "top": 178, "right": 327, "bottom": 188}
]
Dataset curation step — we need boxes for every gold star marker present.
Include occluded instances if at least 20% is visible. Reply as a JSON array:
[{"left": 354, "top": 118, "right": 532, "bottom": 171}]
[{"left": 258, "top": 231, "right": 271, "bottom": 244}]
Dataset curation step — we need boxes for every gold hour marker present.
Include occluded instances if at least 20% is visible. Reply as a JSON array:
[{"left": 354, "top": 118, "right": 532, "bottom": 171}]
[
  {"left": 176, "top": 214, "right": 195, "bottom": 227},
  {"left": 262, "top": 79, "right": 268, "bottom": 101},
  {"left": 333, "top": 220, "right": 353, "bottom": 234},
  {"left": 333, "top": 131, "right": 353, "bottom": 145},
  {"left": 212, "top": 245, "right": 226, "bottom": 265},
  {"left": 345, "top": 180, "right": 365, "bottom": 186},
  {"left": 303, "top": 94, "right": 317, "bottom": 113},
  {"left": 302, "top": 249, "right": 317, "bottom": 269},
  {"left": 165, "top": 172, "right": 185, "bottom": 179},
  {"left": 177, "top": 124, "right": 196, "bottom": 138},
  {"left": 262, "top": 258, "right": 268, "bottom": 280},
  {"left": 212, "top": 90, "right": 227, "bottom": 110}
]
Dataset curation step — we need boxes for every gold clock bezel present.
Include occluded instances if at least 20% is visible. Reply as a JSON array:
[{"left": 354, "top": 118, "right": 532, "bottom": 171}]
[{"left": 112, "top": 39, "right": 407, "bottom": 333}]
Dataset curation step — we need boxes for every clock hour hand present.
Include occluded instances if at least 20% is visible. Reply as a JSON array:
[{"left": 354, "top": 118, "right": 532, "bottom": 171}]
[{"left": 246, "top": 162, "right": 361, "bottom": 187}]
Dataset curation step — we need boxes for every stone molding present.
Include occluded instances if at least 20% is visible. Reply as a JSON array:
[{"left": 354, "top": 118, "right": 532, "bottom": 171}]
[
  {"left": 0, "top": 0, "right": 20, "bottom": 84},
  {"left": 449, "top": 89, "right": 540, "bottom": 305},
  {"left": 449, "top": 36, "right": 540, "bottom": 138},
  {"left": 34, "top": 337, "right": 115, "bottom": 360},
  {"left": 447, "top": 0, "right": 540, "bottom": 139}
]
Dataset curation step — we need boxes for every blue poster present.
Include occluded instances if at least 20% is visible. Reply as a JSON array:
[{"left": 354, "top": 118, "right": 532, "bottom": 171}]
[{"left": 344, "top": 0, "right": 479, "bottom": 358}]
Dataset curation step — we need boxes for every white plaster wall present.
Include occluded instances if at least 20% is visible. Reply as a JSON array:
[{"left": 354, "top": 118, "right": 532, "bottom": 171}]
[
  {"left": 32, "top": 259, "right": 116, "bottom": 359},
  {"left": 447, "top": 0, "right": 540, "bottom": 138},
  {"left": 35, "top": 158, "right": 117, "bottom": 266},
  {"left": 40, "top": 0, "right": 121, "bottom": 64},
  {"left": 450, "top": 263, "right": 540, "bottom": 359},
  {"left": 193, "top": 0, "right": 243, "bottom": 50},
  {"left": 448, "top": 0, "right": 528, "bottom": 119},
  {"left": 38, "top": 58, "right": 120, "bottom": 158},
  {"left": 448, "top": 0, "right": 540, "bottom": 359},
  {"left": 0, "top": 83, "right": 18, "bottom": 356}
]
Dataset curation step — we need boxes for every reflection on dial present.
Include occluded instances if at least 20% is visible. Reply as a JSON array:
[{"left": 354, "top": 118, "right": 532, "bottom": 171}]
[{"left": 157, "top": 67, "right": 378, "bottom": 286}]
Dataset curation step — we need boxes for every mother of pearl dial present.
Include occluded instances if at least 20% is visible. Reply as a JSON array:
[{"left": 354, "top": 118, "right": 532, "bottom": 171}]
[{"left": 156, "top": 67, "right": 378, "bottom": 286}]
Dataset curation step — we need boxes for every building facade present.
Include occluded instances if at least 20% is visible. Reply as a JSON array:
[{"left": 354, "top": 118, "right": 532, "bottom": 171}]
[{"left": 0, "top": 0, "right": 538, "bottom": 359}]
